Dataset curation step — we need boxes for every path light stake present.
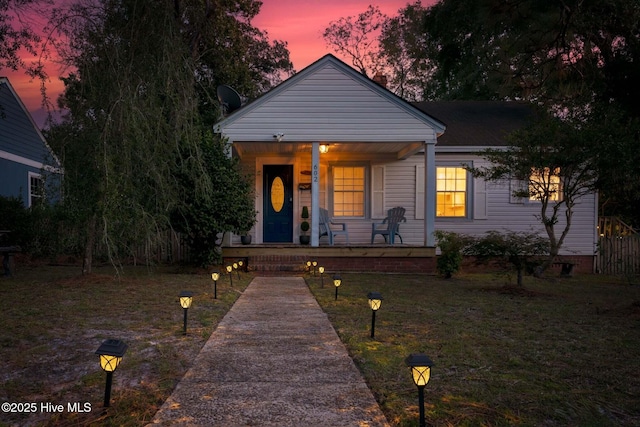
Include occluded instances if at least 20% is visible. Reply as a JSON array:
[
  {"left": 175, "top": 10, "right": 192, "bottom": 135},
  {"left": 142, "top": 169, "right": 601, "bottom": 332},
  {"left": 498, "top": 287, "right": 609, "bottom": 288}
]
[
  {"left": 405, "top": 353, "right": 434, "bottom": 427},
  {"left": 312, "top": 261, "right": 318, "bottom": 275},
  {"left": 211, "top": 272, "right": 220, "bottom": 299},
  {"left": 95, "top": 339, "right": 128, "bottom": 407},
  {"left": 367, "top": 292, "right": 383, "bottom": 339},
  {"left": 179, "top": 291, "right": 193, "bottom": 335},
  {"left": 306, "top": 261, "right": 312, "bottom": 274},
  {"left": 238, "top": 260, "right": 244, "bottom": 272},
  {"left": 318, "top": 266, "right": 325, "bottom": 288},
  {"left": 333, "top": 274, "right": 342, "bottom": 301},
  {"left": 226, "top": 265, "right": 233, "bottom": 287},
  {"left": 233, "top": 262, "right": 240, "bottom": 279}
]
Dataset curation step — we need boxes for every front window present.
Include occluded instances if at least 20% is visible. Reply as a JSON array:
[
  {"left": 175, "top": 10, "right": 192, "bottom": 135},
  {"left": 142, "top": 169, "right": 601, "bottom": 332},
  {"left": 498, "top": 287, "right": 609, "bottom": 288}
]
[
  {"left": 333, "top": 165, "right": 365, "bottom": 217},
  {"left": 436, "top": 167, "right": 467, "bottom": 217},
  {"left": 529, "top": 167, "right": 561, "bottom": 201},
  {"left": 29, "top": 173, "right": 44, "bottom": 207}
]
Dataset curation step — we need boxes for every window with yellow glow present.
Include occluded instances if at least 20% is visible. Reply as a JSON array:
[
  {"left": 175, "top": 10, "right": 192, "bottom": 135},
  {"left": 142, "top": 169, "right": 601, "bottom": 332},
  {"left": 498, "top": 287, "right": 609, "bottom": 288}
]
[
  {"left": 333, "top": 166, "right": 365, "bottom": 217},
  {"left": 436, "top": 167, "right": 467, "bottom": 217},
  {"left": 529, "top": 167, "right": 561, "bottom": 201}
]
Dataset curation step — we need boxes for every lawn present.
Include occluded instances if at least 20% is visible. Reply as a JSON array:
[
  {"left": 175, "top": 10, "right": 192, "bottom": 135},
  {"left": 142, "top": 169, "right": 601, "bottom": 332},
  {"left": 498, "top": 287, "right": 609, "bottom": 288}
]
[
  {"left": 0, "top": 264, "right": 251, "bottom": 427},
  {"left": 306, "top": 272, "right": 640, "bottom": 426},
  {"left": 1, "top": 265, "right": 639, "bottom": 426}
]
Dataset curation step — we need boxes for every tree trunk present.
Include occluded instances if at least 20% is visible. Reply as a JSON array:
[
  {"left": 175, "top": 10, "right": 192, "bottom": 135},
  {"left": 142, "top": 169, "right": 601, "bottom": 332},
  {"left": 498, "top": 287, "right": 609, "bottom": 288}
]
[
  {"left": 82, "top": 215, "right": 97, "bottom": 275},
  {"left": 516, "top": 266, "right": 524, "bottom": 286}
]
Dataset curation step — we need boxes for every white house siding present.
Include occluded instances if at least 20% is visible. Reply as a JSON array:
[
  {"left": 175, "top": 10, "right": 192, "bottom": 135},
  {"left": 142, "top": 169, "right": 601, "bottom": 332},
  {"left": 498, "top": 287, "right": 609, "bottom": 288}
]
[
  {"left": 216, "top": 61, "right": 440, "bottom": 144},
  {"left": 235, "top": 149, "right": 596, "bottom": 257},
  {"left": 429, "top": 154, "right": 597, "bottom": 256}
]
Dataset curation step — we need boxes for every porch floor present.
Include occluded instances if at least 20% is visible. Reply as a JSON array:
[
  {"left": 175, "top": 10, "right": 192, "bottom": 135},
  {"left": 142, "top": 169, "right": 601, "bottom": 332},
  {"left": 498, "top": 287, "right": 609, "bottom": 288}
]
[{"left": 222, "top": 244, "right": 437, "bottom": 273}]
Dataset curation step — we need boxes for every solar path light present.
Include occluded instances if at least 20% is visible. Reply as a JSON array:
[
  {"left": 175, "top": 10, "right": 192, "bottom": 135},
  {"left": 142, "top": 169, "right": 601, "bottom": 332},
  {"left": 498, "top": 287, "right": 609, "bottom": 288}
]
[
  {"left": 211, "top": 272, "right": 220, "bottom": 299},
  {"left": 333, "top": 274, "right": 342, "bottom": 301},
  {"left": 367, "top": 292, "right": 383, "bottom": 339},
  {"left": 95, "top": 339, "right": 128, "bottom": 407},
  {"left": 318, "top": 266, "right": 325, "bottom": 287},
  {"left": 233, "top": 261, "right": 240, "bottom": 279},
  {"left": 226, "top": 265, "right": 233, "bottom": 287},
  {"left": 179, "top": 291, "right": 193, "bottom": 335},
  {"left": 405, "top": 353, "right": 434, "bottom": 427}
]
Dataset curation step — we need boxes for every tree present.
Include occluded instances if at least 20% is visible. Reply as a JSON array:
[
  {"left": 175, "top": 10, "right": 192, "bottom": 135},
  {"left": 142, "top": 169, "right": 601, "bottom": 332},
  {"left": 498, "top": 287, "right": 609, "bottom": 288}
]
[
  {"left": 413, "top": 0, "right": 640, "bottom": 226},
  {"left": 469, "top": 111, "right": 599, "bottom": 274},
  {"left": 322, "top": 5, "right": 387, "bottom": 77},
  {"left": 1, "top": 0, "right": 45, "bottom": 75},
  {"left": 0, "top": 0, "right": 56, "bottom": 113},
  {"left": 171, "top": 132, "right": 256, "bottom": 267},
  {"left": 378, "top": 1, "right": 435, "bottom": 101},
  {"left": 47, "top": 0, "right": 291, "bottom": 272}
]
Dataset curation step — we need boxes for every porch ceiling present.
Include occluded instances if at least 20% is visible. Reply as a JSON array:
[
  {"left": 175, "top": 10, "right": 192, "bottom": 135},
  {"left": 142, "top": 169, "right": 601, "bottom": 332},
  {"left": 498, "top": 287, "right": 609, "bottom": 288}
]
[{"left": 232, "top": 141, "right": 425, "bottom": 160}]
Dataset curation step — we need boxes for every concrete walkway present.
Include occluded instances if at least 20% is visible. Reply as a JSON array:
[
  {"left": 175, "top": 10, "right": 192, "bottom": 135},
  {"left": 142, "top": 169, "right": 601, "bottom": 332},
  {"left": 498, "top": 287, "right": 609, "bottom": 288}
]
[{"left": 147, "top": 276, "right": 389, "bottom": 426}]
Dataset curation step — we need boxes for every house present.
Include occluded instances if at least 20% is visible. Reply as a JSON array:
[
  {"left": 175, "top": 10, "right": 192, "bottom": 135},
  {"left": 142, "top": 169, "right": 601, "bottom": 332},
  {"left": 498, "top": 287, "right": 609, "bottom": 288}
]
[
  {"left": 0, "top": 77, "right": 62, "bottom": 207},
  {"left": 214, "top": 55, "right": 597, "bottom": 273}
]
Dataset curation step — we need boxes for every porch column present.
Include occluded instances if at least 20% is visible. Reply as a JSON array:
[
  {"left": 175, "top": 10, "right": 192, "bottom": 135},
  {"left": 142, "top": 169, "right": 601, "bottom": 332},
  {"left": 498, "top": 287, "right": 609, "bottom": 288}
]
[
  {"left": 311, "top": 142, "right": 320, "bottom": 247},
  {"left": 424, "top": 139, "right": 436, "bottom": 247}
]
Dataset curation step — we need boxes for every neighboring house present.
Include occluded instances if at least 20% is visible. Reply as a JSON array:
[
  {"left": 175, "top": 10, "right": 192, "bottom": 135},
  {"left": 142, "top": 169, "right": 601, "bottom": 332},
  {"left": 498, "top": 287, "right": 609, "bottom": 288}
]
[
  {"left": 214, "top": 55, "right": 597, "bottom": 268},
  {"left": 0, "top": 77, "right": 62, "bottom": 207}
]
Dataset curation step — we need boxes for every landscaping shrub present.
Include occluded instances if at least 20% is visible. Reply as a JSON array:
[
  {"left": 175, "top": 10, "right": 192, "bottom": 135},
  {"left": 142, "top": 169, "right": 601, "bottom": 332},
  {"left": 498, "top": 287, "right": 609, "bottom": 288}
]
[{"left": 434, "top": 230, "right": 472, "bottom": 278}]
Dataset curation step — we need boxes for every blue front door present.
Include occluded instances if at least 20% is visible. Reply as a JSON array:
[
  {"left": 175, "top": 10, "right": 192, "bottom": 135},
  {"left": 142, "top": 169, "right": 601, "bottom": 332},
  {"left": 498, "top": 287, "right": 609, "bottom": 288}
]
[{"left": 263, "top": 165, "right": 293, "bottom": 242}]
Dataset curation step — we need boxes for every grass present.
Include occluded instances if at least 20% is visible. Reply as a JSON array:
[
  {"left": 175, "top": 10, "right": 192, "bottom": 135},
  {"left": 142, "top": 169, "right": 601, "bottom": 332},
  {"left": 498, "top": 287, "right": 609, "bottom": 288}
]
[
  {"left": 306, "top": 272, "right": 640, "bottom": 426},
  {"left": 1, "top": 265, "right": 639, "bottom": 426},
  {"left": 0, "top": 264, "right": 251, "bottom": 427}
]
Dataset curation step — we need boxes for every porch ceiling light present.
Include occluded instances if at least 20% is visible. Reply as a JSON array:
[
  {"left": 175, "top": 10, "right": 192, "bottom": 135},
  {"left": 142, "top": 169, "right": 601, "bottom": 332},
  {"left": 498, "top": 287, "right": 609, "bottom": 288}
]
[
  {"left": 95, "top": 339, "right": 128, "bottom": 407},
  {"left": 319, "top": 144, "right": 329, "bottom": 154}
]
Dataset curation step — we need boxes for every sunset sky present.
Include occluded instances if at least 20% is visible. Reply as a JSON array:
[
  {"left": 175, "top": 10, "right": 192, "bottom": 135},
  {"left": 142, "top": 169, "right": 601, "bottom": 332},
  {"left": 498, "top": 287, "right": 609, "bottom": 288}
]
[{"left": 4, "top": 0, "right": 434, "bottom": 127}]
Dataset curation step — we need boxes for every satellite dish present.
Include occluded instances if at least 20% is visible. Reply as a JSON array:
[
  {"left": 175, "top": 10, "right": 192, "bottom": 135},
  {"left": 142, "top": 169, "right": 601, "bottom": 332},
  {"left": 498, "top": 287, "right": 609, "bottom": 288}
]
[{"left": 217, "top": 85, "right": 242, "bottom": 115}]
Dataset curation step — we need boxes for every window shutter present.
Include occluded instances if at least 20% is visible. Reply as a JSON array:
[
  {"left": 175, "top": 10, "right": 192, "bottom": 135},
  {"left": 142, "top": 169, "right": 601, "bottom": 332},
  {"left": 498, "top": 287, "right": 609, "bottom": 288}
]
[
  {"left": 510, "top": 178, "right": 527, "bottom": 204},
  {"left": 416, "top": 165, "right": 425, "bottom": 220},
  {"left": 473, "top": 176, "right": 487, "bottom": 219},
  {"left": 372, "top": 165, "right": 385, "bottom": 218}
]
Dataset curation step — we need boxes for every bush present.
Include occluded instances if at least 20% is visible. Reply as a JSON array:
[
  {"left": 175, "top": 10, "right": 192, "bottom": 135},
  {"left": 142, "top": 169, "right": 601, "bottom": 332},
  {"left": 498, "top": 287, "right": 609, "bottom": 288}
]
[
  {"left": 465, "top": 230, "right": 549, "bottom": 286},
  {"left": 434, "top": 230, "right": 472, "bottom": 278}
]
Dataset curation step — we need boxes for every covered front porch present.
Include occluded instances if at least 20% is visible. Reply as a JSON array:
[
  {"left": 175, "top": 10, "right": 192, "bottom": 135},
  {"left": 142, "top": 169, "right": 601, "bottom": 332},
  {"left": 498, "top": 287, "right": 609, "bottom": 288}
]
[
  {"left": 214, "top": 55, "right": 446, "bottom": 251},
  {"left": 223, "top": 243, "right": 437, "bottom": 273}
]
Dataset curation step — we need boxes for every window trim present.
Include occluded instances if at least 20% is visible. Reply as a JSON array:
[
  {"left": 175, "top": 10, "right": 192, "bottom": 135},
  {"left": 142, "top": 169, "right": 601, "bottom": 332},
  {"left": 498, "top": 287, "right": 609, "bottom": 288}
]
[
  {"left": 28, "top": 171, "right": 44, "bottom": 207},
  {"left": 329, "top": 162, "right": 370, "bottom": 218},
  {"left": 435, "top": 163, "right": 472, "bottom": 219}
]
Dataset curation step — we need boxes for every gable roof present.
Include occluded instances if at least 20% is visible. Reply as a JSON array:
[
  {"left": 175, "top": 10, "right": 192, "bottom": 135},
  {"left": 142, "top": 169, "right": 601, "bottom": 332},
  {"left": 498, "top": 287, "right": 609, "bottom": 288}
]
[
  {"left": 0, "top": 77, "right": 61, "bottom": 170},
  {"left": 214, "top": 55, "right": 445, "bottom": 158},
  {"left": 413, "top": 100, "right": 533, "bottom": 147}
]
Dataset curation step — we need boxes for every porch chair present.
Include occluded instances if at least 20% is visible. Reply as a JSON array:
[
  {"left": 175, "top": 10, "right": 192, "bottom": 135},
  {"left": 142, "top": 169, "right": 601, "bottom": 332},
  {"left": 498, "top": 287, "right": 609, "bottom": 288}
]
[
  {"left": 371, "top": 207, "right": 406, "bottom": 244},
  {"left": 319, "top": 208, "right": 349, "bottom": 245}
]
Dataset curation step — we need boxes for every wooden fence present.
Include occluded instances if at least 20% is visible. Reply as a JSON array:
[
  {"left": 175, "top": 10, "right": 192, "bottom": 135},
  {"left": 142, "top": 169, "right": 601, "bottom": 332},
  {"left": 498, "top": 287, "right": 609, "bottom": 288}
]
[
  {"left": 106, "top": 229, "right": 191, "bottom": 265},
  {"left": 596, "top": 234, "right": 640, "bottom": 274}
]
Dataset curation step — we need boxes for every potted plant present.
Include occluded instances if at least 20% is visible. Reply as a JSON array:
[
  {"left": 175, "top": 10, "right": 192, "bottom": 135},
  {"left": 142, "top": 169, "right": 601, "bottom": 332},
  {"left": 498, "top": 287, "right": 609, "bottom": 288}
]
[
  {"left": 300, "top": 206, "right": 310, "bottom": 245},
  {"left": 236, "top": 208, "right": 257, "bottom": 245}
]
